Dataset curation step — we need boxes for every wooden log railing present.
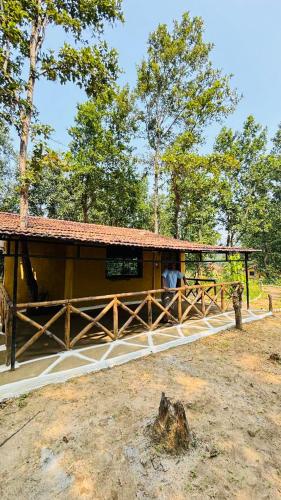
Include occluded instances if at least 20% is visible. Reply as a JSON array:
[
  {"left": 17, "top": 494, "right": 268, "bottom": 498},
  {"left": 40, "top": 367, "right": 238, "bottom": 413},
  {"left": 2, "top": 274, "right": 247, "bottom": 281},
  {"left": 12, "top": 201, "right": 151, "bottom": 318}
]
[{"left": 9, "top": 281, "right": 241, "bottom": 361}]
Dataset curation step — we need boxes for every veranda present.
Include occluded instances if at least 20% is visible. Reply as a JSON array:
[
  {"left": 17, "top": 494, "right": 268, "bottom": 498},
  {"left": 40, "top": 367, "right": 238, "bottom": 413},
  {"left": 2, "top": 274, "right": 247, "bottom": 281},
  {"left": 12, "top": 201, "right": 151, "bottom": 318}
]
[{"left": 0, "top": 213, "right": 255, "bottom": 369}]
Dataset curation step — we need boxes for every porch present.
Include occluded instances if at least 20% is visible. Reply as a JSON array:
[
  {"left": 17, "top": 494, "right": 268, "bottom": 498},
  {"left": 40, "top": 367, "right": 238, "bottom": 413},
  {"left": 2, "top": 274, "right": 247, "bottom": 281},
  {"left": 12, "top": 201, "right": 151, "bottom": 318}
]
[
  {"left": 0, "top": 304, "right": 271, "bottom": 401},
  {"left": 0, "top": 212, "right": 257, "bottom": 371}
]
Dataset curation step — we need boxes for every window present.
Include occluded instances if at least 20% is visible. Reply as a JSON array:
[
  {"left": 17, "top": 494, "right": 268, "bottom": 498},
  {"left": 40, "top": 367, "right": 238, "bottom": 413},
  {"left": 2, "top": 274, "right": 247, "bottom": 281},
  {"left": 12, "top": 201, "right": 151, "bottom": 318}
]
[{"left": 106, "top": 246, "right": 143, "bottom": 279}]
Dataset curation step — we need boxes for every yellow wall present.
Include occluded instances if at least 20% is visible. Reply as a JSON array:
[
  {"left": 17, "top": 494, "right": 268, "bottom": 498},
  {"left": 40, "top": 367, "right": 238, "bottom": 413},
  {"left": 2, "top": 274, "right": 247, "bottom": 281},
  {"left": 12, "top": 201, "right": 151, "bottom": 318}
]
[
  {"left": 72, "top": 247, "right": 162, "bottom": 298},
  {"left": 4, "top": 241, "right": 66, "bottom": 303},
  {"left": 4, "top": 242, "right": 179, "bottom": 302}
]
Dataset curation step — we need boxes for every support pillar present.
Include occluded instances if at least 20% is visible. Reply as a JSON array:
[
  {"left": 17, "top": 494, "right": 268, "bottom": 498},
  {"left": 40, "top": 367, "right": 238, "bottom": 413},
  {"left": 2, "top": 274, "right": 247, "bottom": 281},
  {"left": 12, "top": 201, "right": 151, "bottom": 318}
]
[
  {"left": 244, "top": 253, "right": 250, "bottom": 310},
  {"left": 64, "top": 245, "right": 75, "bottom": 299},
  {"left": 11, "top": 240, "right": 19, "bottom": 370}
]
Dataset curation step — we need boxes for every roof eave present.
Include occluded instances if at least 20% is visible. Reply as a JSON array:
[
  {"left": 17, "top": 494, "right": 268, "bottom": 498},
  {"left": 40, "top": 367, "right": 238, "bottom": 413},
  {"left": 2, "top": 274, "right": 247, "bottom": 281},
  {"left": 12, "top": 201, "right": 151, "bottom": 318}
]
[{"left": 0, "top": 230, "right": 259, "bottom": 253}]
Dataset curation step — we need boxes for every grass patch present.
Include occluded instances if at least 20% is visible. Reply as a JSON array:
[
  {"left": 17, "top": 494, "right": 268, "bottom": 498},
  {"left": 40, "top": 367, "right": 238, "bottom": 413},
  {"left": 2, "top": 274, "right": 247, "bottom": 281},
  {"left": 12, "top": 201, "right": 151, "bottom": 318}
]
[{"left": 17, "top": 393, "right": 29, "bottom": 408}]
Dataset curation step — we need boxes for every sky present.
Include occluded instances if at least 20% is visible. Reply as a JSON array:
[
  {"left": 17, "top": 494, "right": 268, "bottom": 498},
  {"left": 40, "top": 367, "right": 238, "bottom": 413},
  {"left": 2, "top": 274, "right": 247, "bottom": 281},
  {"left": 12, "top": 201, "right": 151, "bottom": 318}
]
[{"left": 34, "top": 0, "right": 281, "bottom": 153}]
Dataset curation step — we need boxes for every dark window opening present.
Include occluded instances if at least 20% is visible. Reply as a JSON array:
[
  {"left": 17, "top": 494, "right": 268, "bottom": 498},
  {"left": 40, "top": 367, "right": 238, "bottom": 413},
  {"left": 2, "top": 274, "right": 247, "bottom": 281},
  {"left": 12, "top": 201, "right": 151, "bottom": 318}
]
[{"left": 106, "top": 246, "right": 143, "bottom": 279}]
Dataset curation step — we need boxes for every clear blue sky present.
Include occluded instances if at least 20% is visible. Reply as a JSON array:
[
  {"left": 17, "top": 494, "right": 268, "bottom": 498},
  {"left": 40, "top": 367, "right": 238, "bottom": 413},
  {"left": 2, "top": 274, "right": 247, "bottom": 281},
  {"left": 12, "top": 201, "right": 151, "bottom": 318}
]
[{"left": 35, "top": 0, "right": 281, "bottom": 152}]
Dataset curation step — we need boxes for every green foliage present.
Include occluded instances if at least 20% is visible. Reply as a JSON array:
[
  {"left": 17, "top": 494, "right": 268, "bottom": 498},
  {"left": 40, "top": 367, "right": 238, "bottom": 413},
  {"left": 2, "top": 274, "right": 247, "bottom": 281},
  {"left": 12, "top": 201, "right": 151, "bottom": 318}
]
[
  {"left": 0, "top": 4, "right": 280, "bottom": 285},
  {"left": 137, "top": 12, "right": 237, "bottom": 149},
  {"left": 0, "top": 0, "right": 123, "bottom": 127},
  {"left": 222, "top": 255, "right": 244, "bottom": 282},
  {"left": 0, "top": 0, "right": 123, "bottom": 223},
  {"left": 136, "top": 11, "right": 238, "bottom": 231},
  {"left": 65, "top": 86, "right": 149, "bottom": 227},
  {"left": 163, "top": 146, "right": 230, "bottom": 242},
  {"left": 0, "top": 120, "right": 18, "bottom": 211},
  {"left": 214, "top": 117, "right": 281, "bottom": 280},
  {"left": 214, "top": 115, "right": 268, "bottom": 245},
  {"left": 26, "top": 87, "right": 150, "bottom": 228}
]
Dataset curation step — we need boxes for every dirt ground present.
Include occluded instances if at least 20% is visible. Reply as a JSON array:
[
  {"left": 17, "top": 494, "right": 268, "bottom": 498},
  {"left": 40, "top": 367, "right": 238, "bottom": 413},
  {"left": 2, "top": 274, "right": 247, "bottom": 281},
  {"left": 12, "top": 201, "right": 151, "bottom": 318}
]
[{"left": 0, "top": 311, "right": 281, "bottom": 499}]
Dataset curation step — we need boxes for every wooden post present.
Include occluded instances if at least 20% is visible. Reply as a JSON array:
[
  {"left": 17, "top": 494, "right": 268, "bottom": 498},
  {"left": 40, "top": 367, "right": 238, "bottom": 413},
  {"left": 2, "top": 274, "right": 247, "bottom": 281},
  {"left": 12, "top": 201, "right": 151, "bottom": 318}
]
[
  {"left": 244, "top": 253, "right": 250, "bottom": 310},
  {"left": 177, "top": 289, "right": 182, "bottom": 322},
  {"left": 232, "top": 285, "right": 243, "bottom": 330},
  {"left": 11, "top": 240, "right": 19, "bottom": 370},
  {"left": 201, "top": 288, "right": 206, "bottom": 316},
  {"left": 113, "top": 298, "right": 118, "bottom": 339},
  {"left": 5, "top": 307, "right": 13, "bottom": 366},
  {"left": 268, "top": 294, "right": 273, "bottom": 312},
  {"left": 65, "top": 302, "right": 71, "bottom": 349},
  {"left": 221, "top": 285, "right": 225, "bottom": 311},
  {"left": 147, "top": 294, "right": 153, "bottom": 328}
]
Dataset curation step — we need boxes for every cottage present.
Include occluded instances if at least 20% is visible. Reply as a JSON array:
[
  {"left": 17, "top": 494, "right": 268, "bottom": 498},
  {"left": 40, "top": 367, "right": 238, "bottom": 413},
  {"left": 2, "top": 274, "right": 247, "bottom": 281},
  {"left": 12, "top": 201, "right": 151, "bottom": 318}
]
[{"left": 0, "top": 212, "right": 256, "bottom": 369}]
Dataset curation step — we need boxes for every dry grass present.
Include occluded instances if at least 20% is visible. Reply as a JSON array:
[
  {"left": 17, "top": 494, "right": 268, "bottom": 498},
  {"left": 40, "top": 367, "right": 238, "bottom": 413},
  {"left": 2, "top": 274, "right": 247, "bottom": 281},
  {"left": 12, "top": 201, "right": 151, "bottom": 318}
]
[{"left": 0, "top": 309, "right": 280, "bottom": 499}]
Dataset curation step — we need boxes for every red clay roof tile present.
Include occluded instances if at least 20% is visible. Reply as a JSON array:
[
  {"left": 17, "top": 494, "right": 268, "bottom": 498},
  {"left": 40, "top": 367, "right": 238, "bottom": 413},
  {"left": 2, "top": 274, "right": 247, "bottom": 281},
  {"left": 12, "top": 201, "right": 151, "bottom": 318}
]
[{"left": 0, "top": 212, "right": 256, "bottom": 253}]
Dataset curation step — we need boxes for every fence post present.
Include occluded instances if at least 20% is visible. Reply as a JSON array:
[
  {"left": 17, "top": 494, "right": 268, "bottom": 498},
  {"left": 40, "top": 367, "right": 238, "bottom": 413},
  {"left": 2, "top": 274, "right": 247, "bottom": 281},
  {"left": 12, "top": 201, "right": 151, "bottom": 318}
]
[
  {"left": 177, "top": 289, "right": 182, "bottom": 322},
  {"left": 147, "top": 294, "right": 153, "bottom": 328},
  {"left": 113, "top": 298, "right": 119, "bottom": 339},
  {"left": 201, "top": 288, "right": 206, "bottom": 317},
  {"left": 65, "top": 302, "right": 71, "bottom": 349},
  {"left": 268, "top": 294, "right": 273, "bottom": 313},
  {"left": 221, "top": 286, "right": 225, "bottom": 312},
  {"left": 232, "top": 284, "right": 243, "bottom": 330}
]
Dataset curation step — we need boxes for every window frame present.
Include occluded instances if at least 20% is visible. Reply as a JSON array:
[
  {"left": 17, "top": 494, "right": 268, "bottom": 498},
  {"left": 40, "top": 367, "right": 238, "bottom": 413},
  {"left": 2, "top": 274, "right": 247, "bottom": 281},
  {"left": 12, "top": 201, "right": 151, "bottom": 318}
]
[{"left": 105, "top": 245, "right": 143, "bottom": 280}]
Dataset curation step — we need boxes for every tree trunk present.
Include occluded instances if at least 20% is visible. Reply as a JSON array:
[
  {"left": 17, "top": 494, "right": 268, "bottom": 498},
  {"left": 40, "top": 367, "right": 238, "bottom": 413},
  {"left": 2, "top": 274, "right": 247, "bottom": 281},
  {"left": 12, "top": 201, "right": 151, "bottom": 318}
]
[
  {"left": 19, "top": 8, "right": 44, "bottom": 229},
  {"left": 82, "top": 199, "right": 89, "bottom": 223},
  {"left": 153, "top": 151, "right": 160, "bottom": 234},
  {"left": 232, "top": 284, "right": 243, "bottom": 330},
  {"left": 171, "top": 168, "right": 181, "bottom": 239},
  {"left": 151, "top": 392, "right": 191, "bottom": 453},
  {"left": 226, "top": 231, "right": 234, "bottom": 247},
  {"left": 21, "top": 241, "right": 38, "bottom": 302}
]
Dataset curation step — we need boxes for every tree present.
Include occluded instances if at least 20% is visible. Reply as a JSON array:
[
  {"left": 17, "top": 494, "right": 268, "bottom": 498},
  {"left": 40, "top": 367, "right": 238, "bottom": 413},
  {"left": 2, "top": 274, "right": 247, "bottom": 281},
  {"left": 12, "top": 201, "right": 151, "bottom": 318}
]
[
  {"left": 28, "top": 148, "right": 71, "bottom": 218},
  {"left": 0, "top": 120, "right": 18, "bottom": 212},
  {"left": 214, "top": 117, "right": 281, "bottom": 280},
  {"left": 0, "top": 0, "right": 123, "bottom": 228},
  {"left": 67, "top": 86, "right": 150, "bottom": 227},
  {"left": 136, "top": 12, "right": 238, "bottom": 233},
  {"left": 163, "top": 143, "right": 234, "bottom": 242},
  {"left": 240, "top": 125, "right": 281, "bottom": 280},
  {"left": 214, "top": 115, "right": 268, "bottom": 246}
]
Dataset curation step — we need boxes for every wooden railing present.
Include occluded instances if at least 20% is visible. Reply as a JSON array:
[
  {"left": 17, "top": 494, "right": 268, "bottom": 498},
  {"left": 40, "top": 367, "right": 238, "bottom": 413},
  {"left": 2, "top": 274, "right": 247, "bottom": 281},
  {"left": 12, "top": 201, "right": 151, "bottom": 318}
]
[{"left": 10, "top": 281, "right": 241, "bottom": 361}]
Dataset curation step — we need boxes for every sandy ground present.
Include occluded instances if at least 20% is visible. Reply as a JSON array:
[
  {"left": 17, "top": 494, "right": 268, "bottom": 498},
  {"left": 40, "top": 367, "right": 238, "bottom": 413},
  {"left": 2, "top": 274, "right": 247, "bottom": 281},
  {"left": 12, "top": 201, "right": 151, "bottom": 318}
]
[{"left": 0, "top": 311, "right": 281, "bottom": 499}]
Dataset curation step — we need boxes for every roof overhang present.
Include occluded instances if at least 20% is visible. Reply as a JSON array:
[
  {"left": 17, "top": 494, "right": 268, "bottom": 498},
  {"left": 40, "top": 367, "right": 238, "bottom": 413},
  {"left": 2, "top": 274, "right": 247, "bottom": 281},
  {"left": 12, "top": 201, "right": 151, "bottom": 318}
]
[{"left": 0, "top": 212, "right": 259, "bottom": 254}]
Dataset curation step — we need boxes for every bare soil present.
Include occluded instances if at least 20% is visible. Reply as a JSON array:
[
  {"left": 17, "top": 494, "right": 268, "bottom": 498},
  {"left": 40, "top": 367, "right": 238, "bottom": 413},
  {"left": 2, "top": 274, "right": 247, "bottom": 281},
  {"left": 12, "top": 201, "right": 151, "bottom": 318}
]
[{"left": 0, "top": 312, "right": 281, "bottom": 499}]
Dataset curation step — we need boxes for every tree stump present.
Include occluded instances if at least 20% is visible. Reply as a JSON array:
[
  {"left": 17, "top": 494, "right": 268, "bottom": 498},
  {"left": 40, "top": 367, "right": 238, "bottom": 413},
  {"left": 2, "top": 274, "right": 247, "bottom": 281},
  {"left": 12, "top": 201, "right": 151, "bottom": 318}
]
[
  {"left": 151, "top": 392, "right": 191, "bottom": 453},
  {"left": 232, "top": 285, "right": 244, "bottom": 330}
]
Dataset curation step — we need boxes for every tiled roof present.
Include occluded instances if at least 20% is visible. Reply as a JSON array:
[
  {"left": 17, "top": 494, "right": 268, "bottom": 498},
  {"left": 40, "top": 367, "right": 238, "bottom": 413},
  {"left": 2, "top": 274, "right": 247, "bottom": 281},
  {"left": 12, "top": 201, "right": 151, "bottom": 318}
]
[{"left": 0, "top": 212, "right": 256, "bottom": 253}]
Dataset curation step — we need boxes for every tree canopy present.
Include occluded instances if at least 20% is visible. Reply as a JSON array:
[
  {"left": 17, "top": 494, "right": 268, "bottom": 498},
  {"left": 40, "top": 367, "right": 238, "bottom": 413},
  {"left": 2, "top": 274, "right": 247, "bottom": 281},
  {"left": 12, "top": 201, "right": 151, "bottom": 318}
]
[
  {"left": 0, "top": 7, "right": 280, "bottom": 282},
  {"left": 0, "top": 0, "right": 123, "bottom": 227},
  {"left": 136, "top": 12, "right": 238, "bottom": 232}
]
